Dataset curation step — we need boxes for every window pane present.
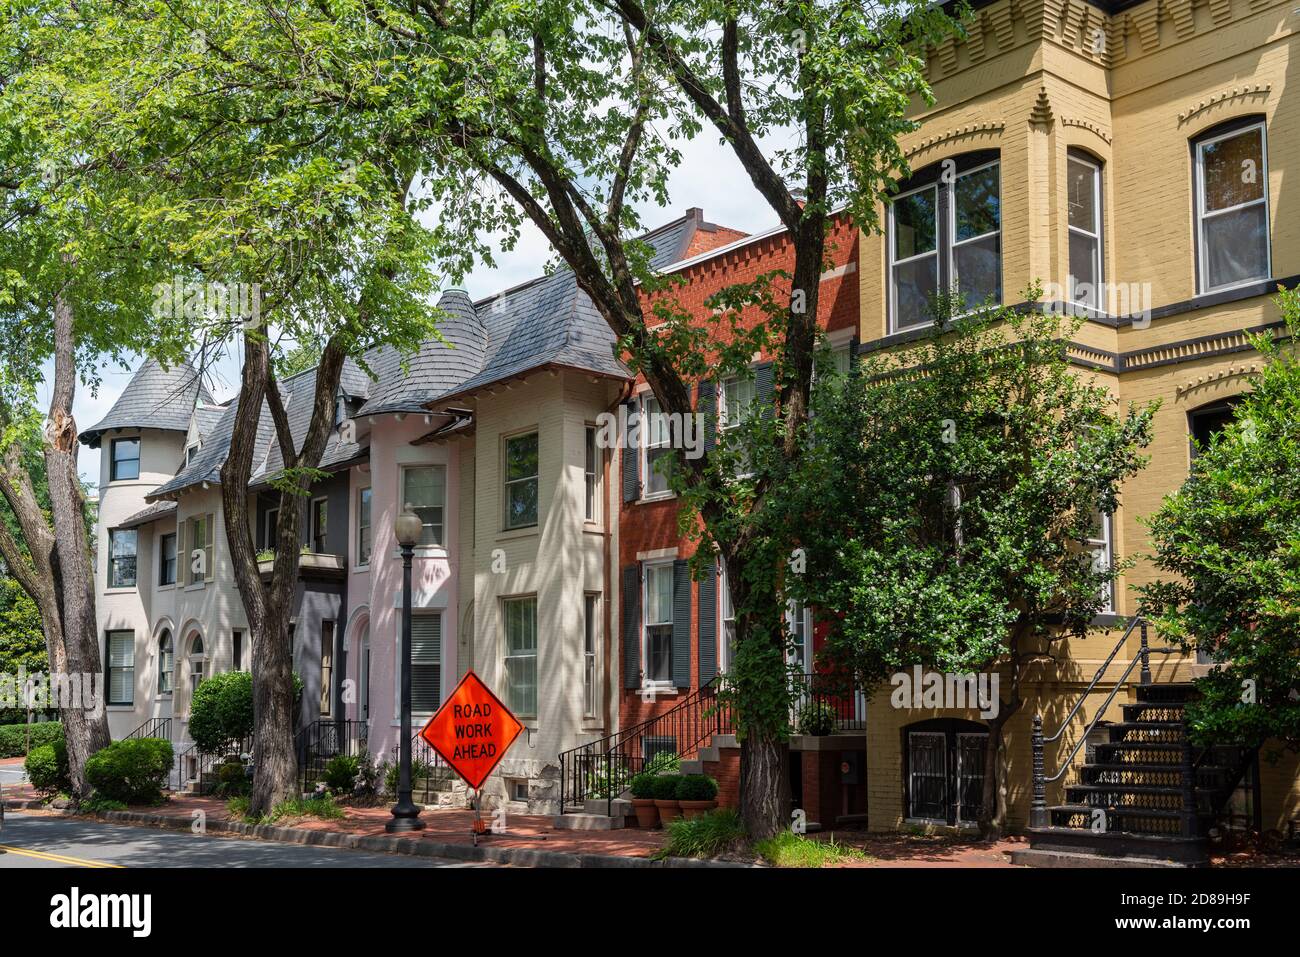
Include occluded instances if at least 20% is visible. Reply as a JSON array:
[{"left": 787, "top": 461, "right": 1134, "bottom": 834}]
[
  {"left": 506, "top": 433, "right": 539, "bottom": 481},
  {"left": 1067, "top": 158, "right": 1098, "bottom": 232},
  {"left": 411, "top": 614, "right": 441, "bottom": 712},
  {"left": 112, "top": 439, "right": 140, "bottom": 481},
  {"left": 403, "top": 467, "right": 445, "bottom": 545},
  {"left": 892, "top": 187, "right": 937, "bottom": 260},
  {"left": 647, "top": 626, "right": 672, "bottom": 682},
  {"left": 893, "top": 255, "right": 938, "bottom": 328},
  {"left": 1069, "top": 231, "right": 1101, "bottom": 307},
  {"left": 953, "top": 233, "right": 1001, "bottom": 310},
  {"left": 1204, "top": 203, "right": 1268, "bottom": 289},
  {"left": 357, "top": 488, "right": 371, "bottom": 565},
  {"left": 160, "top": 533, "right": 177, "bottom": 586},
  {"left": 1201, "top": 128, "right": 1264, "bottom": 212},
  {"left": 954, "top": 165, "right": 1000, "bottom": 241},
  {"left": 504, "top": 598, "right": 537, "bottom": 715},
  {"left": 646, "top": 565, "right": 673, "bottom": 624},
  {"left": 506, "top": 477, "right": 538, "bottom": 527},
  {"left": 110, "top": 530, "right": 137, "bottom": 588}
]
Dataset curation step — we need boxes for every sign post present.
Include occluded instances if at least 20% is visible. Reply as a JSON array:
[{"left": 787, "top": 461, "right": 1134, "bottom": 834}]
[{"left": 419, "top": 671, "right": 524, "bottom": 843}]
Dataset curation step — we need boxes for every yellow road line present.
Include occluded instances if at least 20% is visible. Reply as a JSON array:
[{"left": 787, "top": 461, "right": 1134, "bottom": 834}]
[{"left": 0, "top": 844, "right": 123, "bottom": 868}]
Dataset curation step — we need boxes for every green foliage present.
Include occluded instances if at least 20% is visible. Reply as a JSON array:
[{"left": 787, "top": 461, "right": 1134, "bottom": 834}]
[
  {"left": 629, "top": 772, "right": 657, "bottom": 799},
  {"left": 187, "top": 672, "right": 255, "bottom": 756},
  {"left": 383, "top": 759, "right": 432, "bottom": 797},
  {"left": 24, "top": 739, "right": 69, "bottom": 796},
  {"left": 323, "top": 754, "right": 360, "bottom": 795},
  {"left": 1142, "top": 287, "right": 1300, "bottom": 750},
  {"left": 269, "top": 795, "right": 344, "bottom": 823},
  {"left": 641, "top": 751, "right": 679, "bottom": 775},
  {"left": 650, "top": 774, "right": 681, "bottom": 801},
  {"left": 84, "top": 738, "right": 174, "bottom": 805},
  {"left": 214, "top": 760, "right": 251, "bottom": 798},
  {"left": 787, "top": 295, "right": 1156, "bottom": 687},
  {"left": 676, "top": 774, "right": 719, "bottom": 802},
  {"left": 797, "top": 701, "right": 837, "bottom": 737},
  {"left": 82, "top": 795, "right": 128, "bottom": 813},
  {"left": 0, "top": 578, "right": 47, "bottom": 720},
  {"left": 754, "top": 831, "right": 868, "bottom": 868},
  {"left": 0, "top": 720, "right": 62, "bottom": 758},
  {"left": 656, "top": 808, "right": 747, "bottom": 860}
]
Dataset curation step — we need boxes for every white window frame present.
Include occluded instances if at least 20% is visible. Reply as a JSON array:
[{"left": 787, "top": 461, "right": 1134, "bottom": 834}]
[
  {"left": 719, "top": 561, "right": 736, "bottom": 675},
  {"left": 785, "top": 599, "right": 812, "bottom": 675},
  {"left": 396, "top": 610, "right": 443, "bottom": 718},
  {"left": 106, "top": 630, "right": 135, "bottom": 706},
  {"left": 948, "top": 159, "right": 1002, "bottom": 319},
  {"left": 1067, "top": 153, "right": 1104, "bottom": 311},
  {"left": 503, "top": 596, "right": 538, "bottom": 718},
  {"left": 584, "top": 425, "right": 601, "bottom": 523},
  {"left": 188, "top": 634, "right": 206, "bottom": 694},
  {"left": 400, "top": 465, "right": 447, "bottom": 548},
  {"left": 642, "top": 560, "right": 675, "bottom": 688},
  {"left": 157, "top": 630, "right": 174, "bottom": 695},
  {"left": 158, "top": 531, "right": 177, "bottom": 587},
  {"left": 1195, "top": 120, "right": 1271, "bottom": 295},
  {"left": 502, "top": 431, "right": 540, "bottom": 529},
  {"left": 109, "top": 437, "right": 140, "bottom": 482},
  {"left": 639, "top": 394, "right": 674, "bottom": 501},
  {"left": 185, "top": 513, "right": 215, "bottom": 585},
  {"left": 888, "top": 181, "right": 940, "bottom": 333},
  {"left": 583, "top": 592, "right": 599, "bottom": 718},
  {"left": 263, "top": 506, "right": 279, "bottom": 553},
  {"left": 1087, "top": 510, "right": 1115, "bottom": 614},
  {"left": 108, "top": 528, "right": 138, "bottom": 589}
]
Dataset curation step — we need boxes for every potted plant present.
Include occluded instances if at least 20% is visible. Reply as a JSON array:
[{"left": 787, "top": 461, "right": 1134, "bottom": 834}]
[
  {"left": 676, "top": 774, "right": 719, "bottom": 819},
  {"left": 798, "top": 700, "right": 837, "bottom": 736},
  {"left": 629, "top": 772, "right": 659, "bottom": 828},
  {"left": 651, "top": 774, "right": 682, "bottom": 825}
]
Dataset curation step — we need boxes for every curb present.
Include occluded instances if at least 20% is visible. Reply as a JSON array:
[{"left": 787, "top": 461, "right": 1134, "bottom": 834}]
[{"left": 74, "top": 808, "right": 751, "bottom": 868}]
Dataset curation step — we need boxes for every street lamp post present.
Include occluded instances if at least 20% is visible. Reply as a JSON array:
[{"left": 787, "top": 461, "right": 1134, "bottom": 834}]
[{"left": 387, "top": 505, "right": 426, "bottom": 833}]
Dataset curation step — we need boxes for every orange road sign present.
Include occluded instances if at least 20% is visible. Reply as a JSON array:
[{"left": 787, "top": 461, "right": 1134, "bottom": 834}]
[{"left": 418, "top": 671, "right": 524, "bottom": 790}]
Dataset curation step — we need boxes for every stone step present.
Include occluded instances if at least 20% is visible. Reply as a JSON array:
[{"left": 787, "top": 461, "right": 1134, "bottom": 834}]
[
  {"left": 552, "top": 812, "right": 624, "bottom": 831},
  {"left": 584, "top": 797, "right": 633, "bottom": 817},
  {"left": 1011, "top": 847, "right": 1188, "bottom": 868}
]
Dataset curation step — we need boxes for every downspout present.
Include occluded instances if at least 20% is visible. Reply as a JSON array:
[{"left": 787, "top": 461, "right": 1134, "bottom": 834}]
[{"left": 603, "top": 381, "right": 634, "bottom": 735}]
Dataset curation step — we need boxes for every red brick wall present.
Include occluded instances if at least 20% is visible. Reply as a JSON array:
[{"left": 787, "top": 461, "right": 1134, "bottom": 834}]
[
  {"left": 702, "top": 747, "right": 742, "bottom": 809},
  {"left": 617, "top": 213, "right": 861, "bottom": 736}
]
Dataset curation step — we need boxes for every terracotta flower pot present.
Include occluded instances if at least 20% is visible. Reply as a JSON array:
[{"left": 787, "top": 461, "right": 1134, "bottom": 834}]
[
  {"left": 655, "top": 799, "right": 682, "bottom": 825},
  {"left": 631, "top": 798, "right": 659, "bottom": 828},
  {"left": 678, "top": 799, "right": 717, "bottom": 820}
]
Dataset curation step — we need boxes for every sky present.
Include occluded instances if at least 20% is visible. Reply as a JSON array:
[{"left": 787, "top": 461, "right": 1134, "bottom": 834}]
[{"left": 44, "top": 129, "right": 794, "bottom": 489}]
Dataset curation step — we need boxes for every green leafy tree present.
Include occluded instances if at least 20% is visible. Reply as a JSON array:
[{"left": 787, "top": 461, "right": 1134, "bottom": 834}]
[
  {"left": 1141, "top": 287, "right": 1300, "bottom": 753},
  {"left": 784, "top": 296, "right": 1156, "bottom": 836}
]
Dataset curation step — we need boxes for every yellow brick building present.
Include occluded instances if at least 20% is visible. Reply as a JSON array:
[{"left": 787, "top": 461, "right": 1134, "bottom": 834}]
[{"left": 854, "top": 0, "right": 1300, "bottom": 855}]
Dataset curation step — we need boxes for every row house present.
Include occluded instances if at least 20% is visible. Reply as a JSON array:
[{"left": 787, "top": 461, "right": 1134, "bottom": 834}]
[{"left": 83, "top": 209, "right": 744, "bottom": 811}]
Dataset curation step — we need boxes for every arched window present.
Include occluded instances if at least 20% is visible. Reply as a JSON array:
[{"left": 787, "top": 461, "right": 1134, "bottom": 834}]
[
  {"left": 1187, "top": 395, "right": 1244, "bottom": 458},
  {"left": 157, "top": 630, "right": 174, "bottom": 694},
  {"left": 904, "top": 718, "right": 989, "bottom": 826},
  {"left": 888, "top": 150, "right": 1002, "bottom": 331},
  {"left": 189, "top": 634, "right": 206, "bottom": 690}
]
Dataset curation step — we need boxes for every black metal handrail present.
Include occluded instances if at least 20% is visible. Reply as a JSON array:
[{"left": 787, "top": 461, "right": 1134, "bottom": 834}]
[
  {"left": 1030, "top": 617, "right": 1195, "bottom": 833},
  {"left": 788, "top": 669, "right": 865, "bottom": 733},
  {"left": 125, "top": 716, "right": 172, "bottom": 741},
  {"left": 388, "top": 733, "right": 454, "bottom": 805},
  {"left": 558, "top": 677, "right": 733, "bottom": 816},
  {"left": 170, "top": 735, "right": 253, "bottom": 793},
  {"left": 297, "top": 718, "right": 369, "bottom": 794}
]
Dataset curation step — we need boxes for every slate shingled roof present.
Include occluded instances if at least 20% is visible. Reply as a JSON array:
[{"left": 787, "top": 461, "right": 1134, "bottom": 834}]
[
  {"left": 140, "top": 210, "right": 710, "bottom": 498},
  {"left": 80, "top": 358, "right": 214, "bottom": 447},
  {"left": 116, "top": 500, "right": 177, "bottom": 529}
]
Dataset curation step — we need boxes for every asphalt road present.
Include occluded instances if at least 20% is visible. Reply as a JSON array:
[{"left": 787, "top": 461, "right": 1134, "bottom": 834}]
[
  {"left": 0, "top": 813, "right": 490, "bottom": 868},
  {"left": 0, "top": 764, "right": 27, "bottom": 787}
]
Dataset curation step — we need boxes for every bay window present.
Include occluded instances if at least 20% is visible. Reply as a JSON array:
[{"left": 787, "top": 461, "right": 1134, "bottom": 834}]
[{"left": 1195, "top": 120, "right": 1270, "bottom": 293}]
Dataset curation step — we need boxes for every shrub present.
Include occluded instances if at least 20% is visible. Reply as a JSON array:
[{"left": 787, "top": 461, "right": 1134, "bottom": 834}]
[
  {"left": 676, "top": 774, "right": 718, "bottom": 801},
  {"left": 323, "top": 754, "right": 360, "bottom": 794},
  {"left": 797, "top": 701, "right": 837, "bottom": 736},
  {"left": 25, "top": 739, "right": 70, "bottom": 796},
  {"left": 384, "top": 758, "right": 431, "bottom": 796},
  {"left": 656, "top": 808, "right": 747, "bottom": 860},
  {"left": 642, "top": 751, "right": 679, "bottom": 775},
  {"left": 650, "top": 774, "right": 681, "bottom": 801},
  {"left": 629, "top": 772, "right": 656, "bottom": 799},
  {"left": 0, "top": 721, "right": 63, "bottom": 758},
  {"left": 188, "top": 671, "right": 304, "bottom": 755},
  {"left": 85, "top": 738, "right": 174, "bottom": 805},
  {"left": 82, "top": 795, "right": 128, "bottom": 813},
  {"left": 214, "top": 760, "right": 251, "bottom": 797}
]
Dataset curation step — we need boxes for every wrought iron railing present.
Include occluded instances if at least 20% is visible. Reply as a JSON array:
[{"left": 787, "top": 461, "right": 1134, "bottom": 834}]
[
  {"left": 559, "top": 677, "right": 733, "bottom": 817},
  {"left": 1029, "top": 617, "right": 1199, "bottom": 832},
  {"left": 788, "top": 669, "right": 866, "bottom": 733},
  {"left": 387, "top": 733, "right": 455, "bottom": 805},
  {"left": 169, "top": 735, "right": 253, "bottom": 793},
  {"left": 124, "top": 716, "right": 172, "bottom": 741},
  {"left": 297, "top": 719, "right": 369, "bottom": 795}
]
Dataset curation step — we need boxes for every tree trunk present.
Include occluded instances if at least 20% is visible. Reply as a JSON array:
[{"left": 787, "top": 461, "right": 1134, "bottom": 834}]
[
  {"left": 739, "top": 732, "right": 789, "bottom": 840},
  {"left": 41, "top": 293, "right": 111, "bottom": 796},
  {"left": 978, "top": 697, "right": 1022, "bottom": 840},
  {"left": 220, "top": 330, "right": 347, "bottom": 816}
]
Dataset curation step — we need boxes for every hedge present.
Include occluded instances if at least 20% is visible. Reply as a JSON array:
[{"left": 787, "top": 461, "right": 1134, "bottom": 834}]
[
  {"left": 25, "top": 739, "right": 70, "bottom": 796},
  {"left": 0, "top": 720, "right": 63, "bottom": 758}
]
